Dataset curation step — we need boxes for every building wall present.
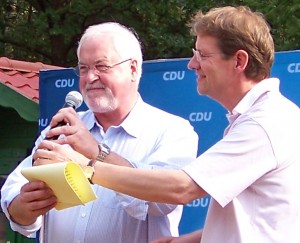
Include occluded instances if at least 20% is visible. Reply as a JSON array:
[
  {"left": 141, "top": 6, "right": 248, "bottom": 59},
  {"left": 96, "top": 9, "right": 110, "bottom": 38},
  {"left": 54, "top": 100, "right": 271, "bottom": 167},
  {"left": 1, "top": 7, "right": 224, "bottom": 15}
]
[
  {"left": 0, "top": 106, "right": 37, "bottom": 242},
  {"left": 0, "top": 106, "right": 38, "bottom": 175}
]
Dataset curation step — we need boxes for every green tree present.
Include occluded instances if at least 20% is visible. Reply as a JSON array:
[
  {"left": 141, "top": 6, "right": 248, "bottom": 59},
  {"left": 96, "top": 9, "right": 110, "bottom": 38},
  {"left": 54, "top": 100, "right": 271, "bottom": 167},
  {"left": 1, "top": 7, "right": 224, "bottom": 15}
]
[
  {"left": 0, "top": 0, "right": 198, "bottom": 66},
  {"left": 3, "top": 0, "right": 17, "bottom": 56},
  {"left": 0, "top": 0, "right": 299, "bottom": 67}
]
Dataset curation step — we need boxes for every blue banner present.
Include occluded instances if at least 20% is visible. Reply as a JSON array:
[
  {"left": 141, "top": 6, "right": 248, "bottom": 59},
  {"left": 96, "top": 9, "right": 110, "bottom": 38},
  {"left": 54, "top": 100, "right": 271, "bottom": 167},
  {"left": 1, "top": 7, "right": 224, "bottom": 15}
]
[
  {"left": 39, "top": 50, "right": 300, "bottom": 235},
  {"left": 39, "top": 68, "right": 87, "bottom": 131}
]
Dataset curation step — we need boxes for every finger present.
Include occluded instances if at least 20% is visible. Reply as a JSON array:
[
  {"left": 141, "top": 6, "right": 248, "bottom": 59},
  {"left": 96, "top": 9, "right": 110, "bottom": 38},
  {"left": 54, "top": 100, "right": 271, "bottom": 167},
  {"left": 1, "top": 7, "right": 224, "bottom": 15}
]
[
  {"left": 49, "top": 108, "right": 78, "bottom": 128},
  {"left": 46, "top": 125, "right": 79, "bottom": 140},
  {"left": 49, "top": 112, "right": 67, "bottom": 128},
  {"left": 22, "top": 185, "right": 57, "bottom": 211},
  {"left": 22, "top": 181, "right": 47, "bottom": 192},
  {"left": 33, "top": 149, "right": 47, "bottom": 161},
  {"left": 37, "top": 140, "right": 56, "bottom": 151},
  {"left": 34, "top": 142, "right": 57, "bottom": 161}
]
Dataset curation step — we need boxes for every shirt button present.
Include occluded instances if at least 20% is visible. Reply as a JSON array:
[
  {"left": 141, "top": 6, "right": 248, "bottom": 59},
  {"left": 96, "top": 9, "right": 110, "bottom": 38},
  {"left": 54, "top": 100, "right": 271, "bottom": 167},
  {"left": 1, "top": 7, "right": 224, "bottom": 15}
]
[{"left": 81, "top": 213, "right": 86, "bottom": 218}]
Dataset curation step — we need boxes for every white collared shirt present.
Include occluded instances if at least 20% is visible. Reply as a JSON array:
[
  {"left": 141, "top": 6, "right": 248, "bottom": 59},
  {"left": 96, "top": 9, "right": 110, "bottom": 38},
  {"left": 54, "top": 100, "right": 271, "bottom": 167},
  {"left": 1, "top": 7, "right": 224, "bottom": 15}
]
[
  {"left": 184, "top": 78, "right": 300, "bottom": 243},
  {"left": 1, "top": 95, "right": 198, "bottom": 243}
]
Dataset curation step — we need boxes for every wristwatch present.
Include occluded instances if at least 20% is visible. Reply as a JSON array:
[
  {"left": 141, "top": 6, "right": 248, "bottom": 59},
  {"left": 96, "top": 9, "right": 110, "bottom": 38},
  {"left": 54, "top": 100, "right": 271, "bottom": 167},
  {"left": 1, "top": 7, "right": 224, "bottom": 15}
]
[
  {"left": 96, "top": 143, "right": 111, "bottom": 162},
  {"left": 83, "top": 160, "right": 96, "bottom": 184}
]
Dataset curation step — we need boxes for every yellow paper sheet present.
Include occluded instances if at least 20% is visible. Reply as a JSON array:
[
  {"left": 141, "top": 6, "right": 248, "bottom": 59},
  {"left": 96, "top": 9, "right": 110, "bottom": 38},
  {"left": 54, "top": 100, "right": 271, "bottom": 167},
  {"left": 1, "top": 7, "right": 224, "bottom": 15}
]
[{"left": 21, "top": 162, "right": 97, "bottom": 210}]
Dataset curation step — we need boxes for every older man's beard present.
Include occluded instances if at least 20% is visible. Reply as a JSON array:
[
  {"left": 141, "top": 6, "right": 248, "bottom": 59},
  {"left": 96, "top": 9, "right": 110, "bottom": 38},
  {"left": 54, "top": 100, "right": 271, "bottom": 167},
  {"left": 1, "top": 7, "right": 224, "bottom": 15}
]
[{"left": 84, "top": 90, "right": 117, "bottom": 113}]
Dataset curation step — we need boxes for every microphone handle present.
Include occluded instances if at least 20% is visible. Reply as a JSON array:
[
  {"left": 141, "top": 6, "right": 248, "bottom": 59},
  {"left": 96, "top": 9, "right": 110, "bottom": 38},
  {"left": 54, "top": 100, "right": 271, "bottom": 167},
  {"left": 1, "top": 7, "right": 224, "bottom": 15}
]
[
  {"left": 46, "top": 102, "right": 75, "bottom": 140},
  {"left": 46, "top": 121, "right": 66, "bottom": 140}
]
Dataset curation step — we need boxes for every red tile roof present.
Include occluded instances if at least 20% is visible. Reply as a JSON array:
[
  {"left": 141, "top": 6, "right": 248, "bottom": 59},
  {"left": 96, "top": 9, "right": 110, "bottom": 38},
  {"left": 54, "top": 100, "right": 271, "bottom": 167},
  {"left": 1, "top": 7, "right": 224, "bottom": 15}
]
[{"left": 0, "top": 57, "right": 62, "bottom": 104}]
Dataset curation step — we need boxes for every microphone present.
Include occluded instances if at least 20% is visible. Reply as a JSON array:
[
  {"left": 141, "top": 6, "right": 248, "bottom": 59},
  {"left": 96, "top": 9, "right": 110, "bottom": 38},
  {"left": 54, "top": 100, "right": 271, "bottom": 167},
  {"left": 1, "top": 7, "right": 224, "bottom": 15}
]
[
  {"left": 63, "top": 91, "right": 83, "bottom": 109},
  {"left": 47, "top": 91, "right": 83, "bottom": 140}
]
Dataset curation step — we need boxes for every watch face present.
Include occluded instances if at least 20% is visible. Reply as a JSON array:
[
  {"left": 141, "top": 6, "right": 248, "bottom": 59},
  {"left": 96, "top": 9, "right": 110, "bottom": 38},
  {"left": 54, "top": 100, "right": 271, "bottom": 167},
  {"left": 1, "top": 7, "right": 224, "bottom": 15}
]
[
  {"left": 100, "top": 143, "right": 110, "bottom": 154},
  {"left": 84, "top": 166, "right": 94, "bottom": 179},
  {"left": 97, "top": 143, "right": 110, "bottom": 162}
]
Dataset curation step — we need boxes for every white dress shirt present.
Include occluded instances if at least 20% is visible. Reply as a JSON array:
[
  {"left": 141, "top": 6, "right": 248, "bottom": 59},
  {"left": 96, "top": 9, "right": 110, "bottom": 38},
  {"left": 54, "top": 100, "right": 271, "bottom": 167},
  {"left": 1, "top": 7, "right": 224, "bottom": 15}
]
[
  {"left": 1, "top": 95, "right": 198, "bottom": 243},
  {"left": 183, "top": 78, "right": 300, "bottom": 243}
]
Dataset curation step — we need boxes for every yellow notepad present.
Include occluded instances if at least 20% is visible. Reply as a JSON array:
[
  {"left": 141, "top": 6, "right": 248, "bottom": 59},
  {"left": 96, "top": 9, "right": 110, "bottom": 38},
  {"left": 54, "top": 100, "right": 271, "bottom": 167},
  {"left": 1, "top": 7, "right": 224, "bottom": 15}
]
[{"left": 21, "top": 161, "right": 97, "bottom": 210}]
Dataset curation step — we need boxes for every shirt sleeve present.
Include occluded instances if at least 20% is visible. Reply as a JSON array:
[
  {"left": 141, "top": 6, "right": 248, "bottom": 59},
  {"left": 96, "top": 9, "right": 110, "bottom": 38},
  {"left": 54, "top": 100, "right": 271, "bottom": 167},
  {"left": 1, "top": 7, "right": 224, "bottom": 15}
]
[{"left": 183, "top": 118, "right": 276, "bottom": 208}]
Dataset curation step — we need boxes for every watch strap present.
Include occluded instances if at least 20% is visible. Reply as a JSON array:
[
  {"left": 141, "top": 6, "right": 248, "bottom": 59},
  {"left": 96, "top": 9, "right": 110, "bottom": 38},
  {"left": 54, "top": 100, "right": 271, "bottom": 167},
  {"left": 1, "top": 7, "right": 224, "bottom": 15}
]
[
  {"left": 86, "top": 160, "right": 96, "bottom": 184},
  {"left": 88, "top": 159, "right": 97, "bottom": 167}
]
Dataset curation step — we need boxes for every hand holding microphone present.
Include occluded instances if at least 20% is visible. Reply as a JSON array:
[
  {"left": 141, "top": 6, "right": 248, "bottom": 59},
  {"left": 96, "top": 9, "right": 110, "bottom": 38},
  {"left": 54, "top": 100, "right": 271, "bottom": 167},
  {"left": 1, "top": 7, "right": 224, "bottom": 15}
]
[
  {"left": 34, "top": 91, "right": 83, "bottom": 164},
  {"left": 46, "top": 91, "right": 83, "bottom": 140},
  {"left": 45, "top": 91, "right": 98, "bottom": 159}
]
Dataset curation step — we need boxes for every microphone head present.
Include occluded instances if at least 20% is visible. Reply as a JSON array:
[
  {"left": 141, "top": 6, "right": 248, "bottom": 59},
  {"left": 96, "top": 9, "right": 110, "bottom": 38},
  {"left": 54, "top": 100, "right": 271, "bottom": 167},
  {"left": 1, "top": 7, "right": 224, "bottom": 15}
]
[{"left": 65, "top": 91, "right": 83, "bottom": 109}]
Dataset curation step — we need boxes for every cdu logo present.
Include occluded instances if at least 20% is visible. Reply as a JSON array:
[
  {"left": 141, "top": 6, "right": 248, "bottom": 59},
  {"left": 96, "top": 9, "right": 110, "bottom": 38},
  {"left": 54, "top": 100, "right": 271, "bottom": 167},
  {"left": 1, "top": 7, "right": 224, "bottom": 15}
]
[
  {"left": 39, "top": 118, "right": 49, "bottom": 128},
  {"left": 163, "top": 71, "right": 185, "bottom": 81},
  {"left": 187, "top": 197, "right": 210, "bottom": 208},
  {"left": 55, "top": 78, "right": 75, "bottom": 88},
  {"left": 189, "top": 112, "right": 212, "bottom": 122},
  {"left": 287, "top": 63, "right": 300, "bottom": 73}
]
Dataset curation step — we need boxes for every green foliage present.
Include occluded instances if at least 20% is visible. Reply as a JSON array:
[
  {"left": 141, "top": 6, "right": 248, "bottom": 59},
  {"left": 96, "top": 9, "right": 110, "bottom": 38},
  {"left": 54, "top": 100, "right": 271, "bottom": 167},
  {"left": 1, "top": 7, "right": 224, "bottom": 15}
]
[{"left": 0, "top": 0, "right": 299, "bottom": 67}]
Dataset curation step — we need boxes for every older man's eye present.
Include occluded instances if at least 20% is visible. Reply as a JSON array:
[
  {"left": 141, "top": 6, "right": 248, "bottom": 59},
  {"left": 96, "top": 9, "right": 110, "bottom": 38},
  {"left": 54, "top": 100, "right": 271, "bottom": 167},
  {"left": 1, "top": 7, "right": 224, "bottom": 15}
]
[
  {"left": 79, "top": 66, "right": 89, "bottom": 73},
  {"left": 95, "top": 64, "right": 109, "bottom": 72}
]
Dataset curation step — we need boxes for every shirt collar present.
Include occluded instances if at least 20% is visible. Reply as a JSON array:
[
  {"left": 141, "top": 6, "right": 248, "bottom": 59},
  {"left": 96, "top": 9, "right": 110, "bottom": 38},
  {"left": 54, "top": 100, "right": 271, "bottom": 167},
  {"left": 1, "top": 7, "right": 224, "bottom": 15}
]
[
  {"left": 227, "top": 78, "right": 280, "bottom": 122},
  {"left": 119, "top": 94, "right": 146, "bottom": 138},
  {"left": 81, "top": 111, "right": 97, "bottom": 131},
  {"left": 83, "top": 94, "right": 145, "bottom": 138}
]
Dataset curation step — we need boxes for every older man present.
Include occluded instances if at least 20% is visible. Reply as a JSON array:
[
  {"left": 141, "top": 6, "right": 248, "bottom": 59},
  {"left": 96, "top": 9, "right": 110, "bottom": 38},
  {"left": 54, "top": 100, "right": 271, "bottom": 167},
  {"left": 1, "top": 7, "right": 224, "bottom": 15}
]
[{"left": 1, "top": 22, "right": 198, "bottom": 243}]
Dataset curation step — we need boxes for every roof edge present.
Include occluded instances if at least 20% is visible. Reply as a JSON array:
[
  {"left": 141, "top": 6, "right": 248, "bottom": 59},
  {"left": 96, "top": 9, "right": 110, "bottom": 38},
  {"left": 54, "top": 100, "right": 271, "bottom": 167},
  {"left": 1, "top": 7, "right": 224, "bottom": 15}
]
[{"left": 0, "top": 57, "right": 62, "bottom": 73}]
